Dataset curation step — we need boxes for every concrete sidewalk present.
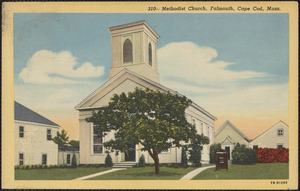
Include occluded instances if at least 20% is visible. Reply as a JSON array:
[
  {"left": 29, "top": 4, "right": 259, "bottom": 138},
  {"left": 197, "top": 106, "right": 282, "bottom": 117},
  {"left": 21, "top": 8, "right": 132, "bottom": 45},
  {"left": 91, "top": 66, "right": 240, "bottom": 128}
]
[
  {"left": 180, "top": 165, "right": 215, "bottom": 180},
  {"left": 74, "top": 168, "right": 126, "bottom": 180}
]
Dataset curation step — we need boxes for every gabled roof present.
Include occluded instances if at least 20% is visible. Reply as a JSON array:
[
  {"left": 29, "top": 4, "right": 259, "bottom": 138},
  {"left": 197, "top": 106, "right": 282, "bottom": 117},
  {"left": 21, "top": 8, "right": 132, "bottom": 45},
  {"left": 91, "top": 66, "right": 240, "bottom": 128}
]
[
  {"left": 15, "top": 101, "right": 60, "bottom": 127},
  {"left": 251, "top": 120, "right": 288, "bottom": 141},
  {"left": 75, "top": 69, "right": 216, "bottom": 121},
  {"left": 220, "top": 135, "right": 236, "bottom": 144},
  {"left": 215, "top": 120, "right": 250, "bottom": 142}
]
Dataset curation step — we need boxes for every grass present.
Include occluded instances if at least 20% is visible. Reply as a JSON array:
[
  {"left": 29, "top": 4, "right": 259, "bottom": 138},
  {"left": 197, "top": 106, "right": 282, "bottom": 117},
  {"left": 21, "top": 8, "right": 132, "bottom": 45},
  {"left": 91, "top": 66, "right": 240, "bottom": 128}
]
[
  {"left": 15, "top": 167, "right": 111, "bottom": 180},
  {"left": 192, "top": 163, "right": 289, "bottom": 180},
  {"left": 88, "top": 166, "right": 198, "bottom": 180}
]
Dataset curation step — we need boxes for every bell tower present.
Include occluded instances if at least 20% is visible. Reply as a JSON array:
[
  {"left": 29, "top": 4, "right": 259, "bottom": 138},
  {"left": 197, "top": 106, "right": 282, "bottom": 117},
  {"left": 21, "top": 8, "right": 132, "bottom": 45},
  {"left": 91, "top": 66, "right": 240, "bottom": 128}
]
[{"left": 108, "top": 21, "right": 160, "bottom": 83}]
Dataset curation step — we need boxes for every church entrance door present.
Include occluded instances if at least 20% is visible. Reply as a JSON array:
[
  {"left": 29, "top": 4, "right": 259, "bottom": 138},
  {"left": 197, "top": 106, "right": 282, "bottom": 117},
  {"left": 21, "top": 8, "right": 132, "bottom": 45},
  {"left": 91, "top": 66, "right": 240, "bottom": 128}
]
[{"left": 125, "top": 144, "right": 136, "bottom": 161}]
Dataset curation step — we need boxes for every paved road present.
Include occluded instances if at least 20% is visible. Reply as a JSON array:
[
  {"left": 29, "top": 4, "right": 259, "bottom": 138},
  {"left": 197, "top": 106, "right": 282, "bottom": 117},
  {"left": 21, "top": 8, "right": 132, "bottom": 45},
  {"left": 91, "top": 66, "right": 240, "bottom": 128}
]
[{"left": 180, "top": 165, "right": 215, "bottom": 180}]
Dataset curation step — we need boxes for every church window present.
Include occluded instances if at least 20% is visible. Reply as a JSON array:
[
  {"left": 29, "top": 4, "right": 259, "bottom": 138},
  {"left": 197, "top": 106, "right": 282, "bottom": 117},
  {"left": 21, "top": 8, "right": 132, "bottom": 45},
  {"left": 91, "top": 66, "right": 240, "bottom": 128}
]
[
  {"left": 207, "top": 125, "right": 210, "bottom": 138},
  {"left": 123, "top": 39, "right": 133, "bottom": 63},
  {"left": 148, "top": 43, "right": 152, "bottom": 66},
  {"left": 93, "top": 124, "right": 103, "bottom": 154}
]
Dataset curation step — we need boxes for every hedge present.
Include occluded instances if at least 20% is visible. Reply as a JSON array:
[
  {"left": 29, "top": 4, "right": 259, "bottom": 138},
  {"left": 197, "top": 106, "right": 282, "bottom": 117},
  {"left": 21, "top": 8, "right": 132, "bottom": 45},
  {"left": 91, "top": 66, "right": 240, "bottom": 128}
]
[
  {"left": 254, "top": 147, "right": 289, "bottom": 163},
  {"left": 232, "top": 143, "right": 257, "bottom": 165}
]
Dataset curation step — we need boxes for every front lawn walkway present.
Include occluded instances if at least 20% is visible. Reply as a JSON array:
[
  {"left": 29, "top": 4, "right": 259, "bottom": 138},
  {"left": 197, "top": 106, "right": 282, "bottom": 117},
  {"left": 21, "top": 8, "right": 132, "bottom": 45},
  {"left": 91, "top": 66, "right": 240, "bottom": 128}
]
[
  {"left": 88, "top": 166, "right": 198, "bottom": 180},
  {"left": 15, "top": 167, "right": 112, "bottom": 180},
  {"left": 192, "top": 163, "right": 289, "bottom": 180}
]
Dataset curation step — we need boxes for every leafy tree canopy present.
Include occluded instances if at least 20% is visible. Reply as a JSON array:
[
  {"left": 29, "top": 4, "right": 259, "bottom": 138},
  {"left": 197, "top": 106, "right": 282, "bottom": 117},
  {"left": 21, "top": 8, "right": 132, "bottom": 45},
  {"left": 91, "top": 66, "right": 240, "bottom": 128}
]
[
  {"left": 69, "top": 140, "right": 79, "bottom": 149},
  {"left": 86, "top": 88, "right": 209, "bottom": 174},
  {"left": 52, "top": 129, "right": 69, "bottom": 150}
]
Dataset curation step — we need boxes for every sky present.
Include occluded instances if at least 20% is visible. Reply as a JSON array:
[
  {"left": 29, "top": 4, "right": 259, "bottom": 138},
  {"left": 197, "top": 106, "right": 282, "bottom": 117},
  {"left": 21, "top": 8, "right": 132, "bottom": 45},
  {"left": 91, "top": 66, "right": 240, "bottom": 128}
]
[{"left": 14, "top": 13, "right": 289, "bottom": 140}]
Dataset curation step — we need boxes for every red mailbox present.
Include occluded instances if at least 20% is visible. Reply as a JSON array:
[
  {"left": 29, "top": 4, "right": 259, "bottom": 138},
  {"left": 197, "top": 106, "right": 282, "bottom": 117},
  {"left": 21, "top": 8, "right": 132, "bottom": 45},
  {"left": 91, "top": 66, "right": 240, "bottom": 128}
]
[{"left": 216, "top": 151, "right": 228, "bottom": 170}]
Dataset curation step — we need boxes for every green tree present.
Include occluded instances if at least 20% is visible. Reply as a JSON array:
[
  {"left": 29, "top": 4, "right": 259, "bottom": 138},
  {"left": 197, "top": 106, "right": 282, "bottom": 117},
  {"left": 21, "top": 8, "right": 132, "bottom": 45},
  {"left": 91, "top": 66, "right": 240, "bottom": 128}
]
[
  {"left": 86, "top": 88, "right": 209, "bottom": 174},
  {"left": 105, "top": 152, "right": 113, "bottom": 167},
  {"left": 71, "top": 153, "right": 77, "bottom": 168},
  {"left": 52, "top": 129, "right": 69, "bottom": 164},
  {"left": 209, "top": 143, "right": 221, "bottom": 164},
  {"left": 138, "top": 154, "right": 146, "bottom": 167},
  {"left": 189, "top": 143, "right": 203, "bottom": 167},
  {"left": 181, "top": 147, "right": 188, "bottom": 168},
  {"left": 232, "top": 143, "right": 257, "bottom": 165},
  {"left": 69, "top": 140, "right": 79, "bottom": 149}
]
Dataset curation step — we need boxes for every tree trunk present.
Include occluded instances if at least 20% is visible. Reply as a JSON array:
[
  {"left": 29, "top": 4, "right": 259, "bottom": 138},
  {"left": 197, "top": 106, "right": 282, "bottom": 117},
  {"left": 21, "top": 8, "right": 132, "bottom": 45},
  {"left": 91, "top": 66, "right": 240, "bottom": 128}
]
[
  {"left": 153, "top": 153, "right": 159, "bottom": 174},
  {"left": 139, "top": 141, "right": 160, "bottom": 174}
]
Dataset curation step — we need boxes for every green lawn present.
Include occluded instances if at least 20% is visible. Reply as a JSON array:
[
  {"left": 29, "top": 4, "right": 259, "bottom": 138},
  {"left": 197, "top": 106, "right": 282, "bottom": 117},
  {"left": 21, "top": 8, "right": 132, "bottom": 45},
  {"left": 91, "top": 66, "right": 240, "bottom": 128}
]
[
  {"left": 192, "top": 163, "right": 289, "bottom": 180},
  {"left": 15, "top": 167, "right": 111, "bottom": 180},
  {"left": 88, "top": 166, "right": 198, "bottom": 180}
]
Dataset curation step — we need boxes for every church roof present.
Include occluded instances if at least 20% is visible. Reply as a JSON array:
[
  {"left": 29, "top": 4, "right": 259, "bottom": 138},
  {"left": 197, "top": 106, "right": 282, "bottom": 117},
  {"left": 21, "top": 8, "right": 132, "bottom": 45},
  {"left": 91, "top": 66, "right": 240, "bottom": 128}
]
[
  {"left": 215, "top": 120, "right": 250, "bottom": 142},
  {"left": 75, "top": 69, "right": 216, "bottom": 121},
  {"left": 15, "top": 101, "right": 60, "bottom": 127}
]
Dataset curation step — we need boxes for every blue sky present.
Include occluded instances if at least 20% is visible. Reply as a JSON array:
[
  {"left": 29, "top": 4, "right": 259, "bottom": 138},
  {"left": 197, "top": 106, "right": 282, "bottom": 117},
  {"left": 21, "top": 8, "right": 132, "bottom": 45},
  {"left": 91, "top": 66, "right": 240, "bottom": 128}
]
[{"left": 14, "top": 13, "right": 289, "bottom": 139}]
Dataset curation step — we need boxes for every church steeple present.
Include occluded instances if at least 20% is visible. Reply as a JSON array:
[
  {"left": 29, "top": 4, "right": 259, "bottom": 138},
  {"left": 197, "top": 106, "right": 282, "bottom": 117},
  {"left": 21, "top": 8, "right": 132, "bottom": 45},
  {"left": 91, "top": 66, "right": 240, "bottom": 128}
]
[{"left": 108, "top": 21, "right": 160, "bottom": 83}]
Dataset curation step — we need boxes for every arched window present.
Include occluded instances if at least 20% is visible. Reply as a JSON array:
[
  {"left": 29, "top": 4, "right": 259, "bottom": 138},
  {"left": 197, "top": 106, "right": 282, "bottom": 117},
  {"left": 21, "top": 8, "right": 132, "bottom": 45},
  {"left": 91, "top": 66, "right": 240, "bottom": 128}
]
[
  {"left": 123, "top": 39, "right": 133, "bottom": 63},
  {"left": 148, "top": 43, "right": 152, "bottom": 66}
]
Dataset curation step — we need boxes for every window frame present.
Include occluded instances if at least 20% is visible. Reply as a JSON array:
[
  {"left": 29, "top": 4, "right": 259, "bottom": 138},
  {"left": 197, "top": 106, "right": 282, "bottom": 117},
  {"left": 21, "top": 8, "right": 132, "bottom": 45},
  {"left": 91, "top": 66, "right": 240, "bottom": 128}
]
[
  {"left": 47, "top": 129, "right": 52, "bottom": 141},
  {"left": 277, "top": 144, "right": 283, "bottom": 148},
  {"left": 207, "top": 125, "right": 210, "bottom": 138},
  {"left": 42, "top": 154, "right": 47, "bottom": 165},
  {"left": 67, "top": 154, "right": 71, "bottom": 165},
  {"left": 92, "top": 124, "right": 104, "bottom": 155},
  {"left": 19, "top": 126, "right": 24, "bottom": 138},
  {"left": 148, "top": 43, "right": 152, "bottom": 66},
  {"left": 19, "top": 153, "right": 24, "bottom": 165},
  {"left": 277, "top": 129, "right": 284, "bottom": 136},
  {"left": 123, "top": 39, "right": 133, "bottom": 63}
]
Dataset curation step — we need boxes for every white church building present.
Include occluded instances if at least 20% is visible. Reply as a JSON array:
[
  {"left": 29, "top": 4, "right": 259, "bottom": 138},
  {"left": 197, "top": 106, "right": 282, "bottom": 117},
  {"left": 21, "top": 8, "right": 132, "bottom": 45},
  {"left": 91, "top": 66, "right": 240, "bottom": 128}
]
[{"left": 75, "top": 21, "right": 216, "bottom": 165}]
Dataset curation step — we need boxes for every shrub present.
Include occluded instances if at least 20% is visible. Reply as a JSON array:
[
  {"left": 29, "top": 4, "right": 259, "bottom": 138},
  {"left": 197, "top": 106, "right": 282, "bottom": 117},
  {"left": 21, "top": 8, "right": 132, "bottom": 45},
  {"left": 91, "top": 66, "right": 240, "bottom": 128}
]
[
  {"left": 138, "top": 154, "right": 146, "bottom": 167},
  {"left": 181, "top": 147, "right": 188, "bottom": 168},
  {"left": 19, "top": 165, "right": 25, "bottom": 170},
  {"left": 254, "top": 147, "right": 289, "bottom": 163},
  {"left": 209, "top": 143, "right": 221, "bottom": 164},
  {"left": 71, "top": 153, "right": 77, "bottom": 168},
  {"left": 105, "top": 153, "right": 113, "bottom": 167},
  {"left": 28, "top": 165, "right": 34, "bottom": 169},
  {"left": 41, "top": 164, "right": 47, "bottom": 169},
  {"left": 49, "top": 164, "right": 56, "bottom": 169},
  {"left": 232, "top": 143, "right": 257, "bottom": 165},
  {"left": 36, "top": 164, "right": 42, "bottom": 169},
  {"left": 15, "top": 165, "right": 19, "bottom": 170},
  {"left": 189, "top": 144, "right": 202, "bottom": 167}
]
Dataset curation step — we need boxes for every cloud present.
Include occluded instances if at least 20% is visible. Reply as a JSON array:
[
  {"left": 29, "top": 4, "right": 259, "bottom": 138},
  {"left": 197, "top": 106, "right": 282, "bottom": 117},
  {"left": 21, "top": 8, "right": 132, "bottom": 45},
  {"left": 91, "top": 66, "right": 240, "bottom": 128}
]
[
  {"left": 158, "top": 42, "right": 265, "bottom": 87},
  {"left": 157, "top": 41, "right": 288, "bottom": 119},
  {"left": 19, "top": 50, "right": 105, "bottom": 84}
]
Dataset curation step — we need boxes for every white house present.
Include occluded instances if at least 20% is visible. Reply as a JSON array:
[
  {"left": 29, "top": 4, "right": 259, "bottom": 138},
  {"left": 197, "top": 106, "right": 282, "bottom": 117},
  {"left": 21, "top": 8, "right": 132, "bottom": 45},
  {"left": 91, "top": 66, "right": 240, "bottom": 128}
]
[
  {"left": 75, "top": 21, "right": 216, "bottom": 165},
  {"left": 250, "top": 121, "right": 289, "bottom": 149},
  {"left": 214, "top": 120, "right": 251, "bottom": 160},
  {"left": 15, "top": 101, "right": 60, "bottom": 165}
]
